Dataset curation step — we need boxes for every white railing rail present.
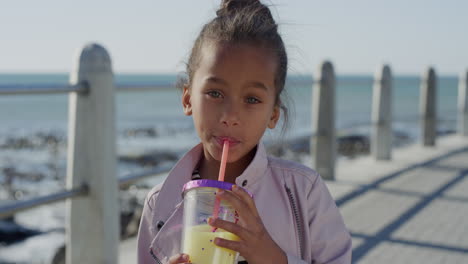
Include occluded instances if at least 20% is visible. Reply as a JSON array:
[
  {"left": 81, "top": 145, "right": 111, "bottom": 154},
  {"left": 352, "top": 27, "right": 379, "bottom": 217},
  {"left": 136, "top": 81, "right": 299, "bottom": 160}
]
[
  {"left": 0, "top": 184, "right": 89, "bottom": 219},
  {"left": 0, "top": 164, "right": 173, "bottom": 218},
  {"left": 0, "top": 82, "right": 173, "bottom": 95},
  {"left": 0, "top": 83, "right": 89, "bottom": 95}
]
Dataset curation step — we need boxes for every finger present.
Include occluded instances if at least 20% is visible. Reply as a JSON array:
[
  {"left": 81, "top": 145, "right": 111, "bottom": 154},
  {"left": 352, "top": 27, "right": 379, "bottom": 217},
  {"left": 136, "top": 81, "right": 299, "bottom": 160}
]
[
  {"left": 168, "top": 253, "right": 190, "bottom": 264},
  {"left": 214, "top": 237, "right": 246, "bottom": 255},
  {"left": 231, "top": 185, "right": 259, "bottom": 217},
  {"left": 217, "top": 190, "right": 259, "bottom": 223},
  {"left": 208, "top": 217, "right": 251, "bottom": 240}
]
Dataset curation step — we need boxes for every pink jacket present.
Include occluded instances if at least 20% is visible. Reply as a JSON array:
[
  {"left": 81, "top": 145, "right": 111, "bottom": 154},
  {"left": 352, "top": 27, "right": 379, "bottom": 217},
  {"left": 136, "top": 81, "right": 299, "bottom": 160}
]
[{"left": 137, "top": 143, "right": 352, "bottom": 264}]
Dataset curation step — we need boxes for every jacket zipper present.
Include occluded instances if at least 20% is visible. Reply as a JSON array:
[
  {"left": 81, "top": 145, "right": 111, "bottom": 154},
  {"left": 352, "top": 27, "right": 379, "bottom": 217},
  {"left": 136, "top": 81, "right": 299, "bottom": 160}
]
[
  {"left": 150, "top": 248, "right": 163, "bottom": 264},
  {"left": 285, "top": 184, "right": 304, "bottom": 258}
]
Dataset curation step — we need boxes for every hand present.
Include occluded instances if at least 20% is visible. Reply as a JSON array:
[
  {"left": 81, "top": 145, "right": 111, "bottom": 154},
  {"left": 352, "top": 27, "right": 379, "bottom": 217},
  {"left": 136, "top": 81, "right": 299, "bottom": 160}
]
[
  {"left": 208, "top": 185, "right": 288, "bottom": 264},
  {"left": 168, "top": 253, "right": 190, "bottom": 264}
]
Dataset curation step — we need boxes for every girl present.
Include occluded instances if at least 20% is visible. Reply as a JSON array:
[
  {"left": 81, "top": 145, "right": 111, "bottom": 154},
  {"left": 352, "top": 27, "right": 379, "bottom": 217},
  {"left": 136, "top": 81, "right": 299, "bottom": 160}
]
[{"left": 137, "top": 1, "right": 352, "bottom": 263}]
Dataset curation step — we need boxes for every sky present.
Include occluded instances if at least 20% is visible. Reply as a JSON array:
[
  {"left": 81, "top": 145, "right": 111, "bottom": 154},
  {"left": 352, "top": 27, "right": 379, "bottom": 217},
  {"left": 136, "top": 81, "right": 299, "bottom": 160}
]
[{"left": 1, "top": 0, "right": 467, "bottom": 75}]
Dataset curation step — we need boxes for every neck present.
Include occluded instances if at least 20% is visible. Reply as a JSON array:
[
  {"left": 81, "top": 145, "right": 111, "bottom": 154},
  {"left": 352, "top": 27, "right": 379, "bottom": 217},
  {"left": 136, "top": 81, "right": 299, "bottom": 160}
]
[{"left": 199, "top": 146, "right": 257, "bottom": 184}]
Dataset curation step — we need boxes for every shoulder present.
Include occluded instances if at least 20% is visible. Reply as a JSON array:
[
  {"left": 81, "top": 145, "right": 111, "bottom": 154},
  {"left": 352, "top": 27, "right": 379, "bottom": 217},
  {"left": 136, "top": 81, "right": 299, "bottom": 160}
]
[
  {"left": 144, "top": 183, "right": 163, "bottom": 211},
  {"left": 267, "top": 156, "right": 320, "bottom": 185}
]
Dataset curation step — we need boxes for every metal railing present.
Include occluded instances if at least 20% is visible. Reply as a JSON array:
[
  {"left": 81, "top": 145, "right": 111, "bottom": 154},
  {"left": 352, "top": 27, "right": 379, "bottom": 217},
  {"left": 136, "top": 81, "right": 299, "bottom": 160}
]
[
  {"left": 0, "top": 184, "right": 89, "bottom": 219},
  {"left": 116, "top": 83, "right": 175, "bottom": 91},
  {"left": 0, "top": 163, "right": 174, "bottom": 219},
  {"left": 0, "top": 83, "right": 89, "bottom": 95},
  {"left": 0, "top": 80, "right": 177, "bottom": 219},
  {"left": 118, "top": 163, "right": 173, "bottom": 188},
  {"left": 0, "top": 82, "right": 175, "bottom": 95},
  {"left": 0, "top": 79, "right": 175, "bottom": 220},
  {"left": 0, "top": 77, "right": 430, "bottom": 96}
]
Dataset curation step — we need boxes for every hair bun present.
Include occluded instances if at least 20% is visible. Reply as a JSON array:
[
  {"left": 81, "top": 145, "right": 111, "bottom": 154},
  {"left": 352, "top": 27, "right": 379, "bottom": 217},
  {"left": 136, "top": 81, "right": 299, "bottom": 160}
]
[
  {"left": 217, "top": 0, "right": 270, "bottom": 19},
  {"left": 217, "top": 0, "right": 253, "bottom": 16}
]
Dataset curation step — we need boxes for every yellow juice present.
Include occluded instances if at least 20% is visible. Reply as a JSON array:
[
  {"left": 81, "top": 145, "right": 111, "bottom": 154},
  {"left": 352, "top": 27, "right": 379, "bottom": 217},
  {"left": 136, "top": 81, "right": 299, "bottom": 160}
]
[{"left": 183, "top": 224, "right": 240, "bottom": 264}]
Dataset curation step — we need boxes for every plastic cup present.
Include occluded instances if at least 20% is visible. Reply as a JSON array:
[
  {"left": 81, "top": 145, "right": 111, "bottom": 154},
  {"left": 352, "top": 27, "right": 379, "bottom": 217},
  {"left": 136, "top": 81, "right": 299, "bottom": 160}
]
[{"left": 181, "top": 179, "right": 240, "bottom": 264}]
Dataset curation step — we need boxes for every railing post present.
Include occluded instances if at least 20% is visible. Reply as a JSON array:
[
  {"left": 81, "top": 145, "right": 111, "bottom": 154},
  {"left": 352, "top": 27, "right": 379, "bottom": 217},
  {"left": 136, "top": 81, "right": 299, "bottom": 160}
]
[
  {"left": 420, "top": 67, "right": 437, "bottom": 146},
  {"left": 66, "top": 43, "right": 118, "bottom": 264},
  {"left": 312, "top": 61, "right": 336, "bottom": 180},
  {"left": 371, "top": 65, "right": 393, "bottom": 160},
  {"left": 459, "top": 69, "right": 468, "bottom": 136}
]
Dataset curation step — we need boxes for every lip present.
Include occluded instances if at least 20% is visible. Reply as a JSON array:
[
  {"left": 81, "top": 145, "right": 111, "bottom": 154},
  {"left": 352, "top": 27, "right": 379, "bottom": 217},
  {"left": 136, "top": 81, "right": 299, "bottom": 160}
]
[{"left": 214, "top": 136, "right": 240, "bottom": 147}]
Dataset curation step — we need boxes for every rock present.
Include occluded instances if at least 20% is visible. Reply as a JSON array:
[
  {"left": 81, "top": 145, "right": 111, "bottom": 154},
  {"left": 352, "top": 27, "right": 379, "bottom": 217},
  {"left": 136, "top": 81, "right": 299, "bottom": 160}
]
[
  {"left": 266, "top": 143, "right": 286, "bottom": 157},
  {"left": 437, "top": 129, "right": 456, "bottom": 136},
  {"left": 124, "top": 127, "right": 158, "bottom": 138},
  {"left": 35, "top": 132, "right": 64, "bottom": 147},
  {"left": 2, "top": 137, "right": 36, "bottom": 149},
  {"left": 123, "top": 206, "right": 143, "bottom": 238},
  {"left": 287, "top": 136, "right": 311, "bottom": 154},
  {"left": 2, "top": 167, "right": 45, "bottom": 183},
  {"left": 119, "top": 151, "right": 178, "bottom": 167},
  {"left": 119, "top": 189, "right": 145, "bottom": 239},
  {"left": 266, "top": 134, "right": 371, "bottom": 159},
  {"left": 0, "top": 132, "right": 65, "bottom": 150},
  {"left": 265, "top": 136, "right": 310, "bottom": 157},
  {"left": 51, "top": 246, "right": 65, "bottom": 264},
  {"left": 393, "top": 130, "right": 412, "bottom": 147},
  {"left": 0, "top": 219, "right": 42, "bottom": 245},
  {"left": 337, "top": 135, "right": 370, "bottom": 157}
]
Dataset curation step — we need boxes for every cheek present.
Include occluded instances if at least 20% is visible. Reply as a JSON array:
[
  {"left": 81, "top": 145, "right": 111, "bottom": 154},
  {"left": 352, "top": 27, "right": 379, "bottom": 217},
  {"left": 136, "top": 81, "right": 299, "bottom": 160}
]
[
  {"left": 247, "top": 111, "right": 272, "bottom": 133},
  {"left": 192, "top": 99, "right": 218, "bottom": 129}
]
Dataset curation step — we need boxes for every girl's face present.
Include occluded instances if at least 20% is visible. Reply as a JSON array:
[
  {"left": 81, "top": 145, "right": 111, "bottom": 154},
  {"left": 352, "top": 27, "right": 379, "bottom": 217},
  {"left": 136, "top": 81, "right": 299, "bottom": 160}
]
[{"left": 182, "top": 42, "right": 280, "bottom": 165}]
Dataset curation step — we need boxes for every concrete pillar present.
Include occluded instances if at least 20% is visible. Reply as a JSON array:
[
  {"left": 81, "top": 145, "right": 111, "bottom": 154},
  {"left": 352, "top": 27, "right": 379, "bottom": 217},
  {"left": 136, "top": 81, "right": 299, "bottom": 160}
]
[
  {"left": 420, "top": 67, "right": 437, "bottom": 146},
  {"left": 66, "top": 43, "right": 118, "bottom": 264},
  {"left": 312, "top": 61, "right": 336, "bottom": 180},
  {"left": 458, "top": 69, "right": 468, "bottom": 136},
  {"left": 371, "top": 65, "right": 393, "bottom": 160}
]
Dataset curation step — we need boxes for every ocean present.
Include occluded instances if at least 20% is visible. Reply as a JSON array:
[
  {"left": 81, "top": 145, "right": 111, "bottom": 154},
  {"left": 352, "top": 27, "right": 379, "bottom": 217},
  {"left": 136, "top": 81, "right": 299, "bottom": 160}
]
[
  {"left": 0, "top": 73, "right": 460, "bottom": 262},
  {"left": 0, "top": 73, "right": 459, "bottom": 135}
]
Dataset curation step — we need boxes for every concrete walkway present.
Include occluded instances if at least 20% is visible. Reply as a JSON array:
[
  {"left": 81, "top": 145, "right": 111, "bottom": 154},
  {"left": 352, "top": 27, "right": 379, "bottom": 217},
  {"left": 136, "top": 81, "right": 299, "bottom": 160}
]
[
  {"left": 327, "top": 135, "right": 468, "bottom": 263},
  {"left": 120, "top": 135, "right": 468, "bottom": 264}
]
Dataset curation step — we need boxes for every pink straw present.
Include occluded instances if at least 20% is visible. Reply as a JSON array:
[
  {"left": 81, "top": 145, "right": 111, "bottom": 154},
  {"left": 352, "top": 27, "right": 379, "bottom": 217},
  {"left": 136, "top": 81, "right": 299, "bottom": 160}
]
[
  {"left": 217, "top": 140, "right": 230, "bottom": 182},
  {"left": 212, "top": 140, "right": 229, "bottom": 232}
]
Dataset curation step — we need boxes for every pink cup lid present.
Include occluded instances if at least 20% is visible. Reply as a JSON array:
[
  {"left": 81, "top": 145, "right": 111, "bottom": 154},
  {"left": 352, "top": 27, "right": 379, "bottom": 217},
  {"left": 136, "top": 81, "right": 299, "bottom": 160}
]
[{"left": 182, "top": 179, "right": 253, "bottom": 197}]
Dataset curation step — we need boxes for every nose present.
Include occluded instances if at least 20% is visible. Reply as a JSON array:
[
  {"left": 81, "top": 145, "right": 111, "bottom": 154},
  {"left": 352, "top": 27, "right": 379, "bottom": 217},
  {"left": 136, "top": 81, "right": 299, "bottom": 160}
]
[{"left": 220, "top": 101, "right": 240, "bottom": 127}]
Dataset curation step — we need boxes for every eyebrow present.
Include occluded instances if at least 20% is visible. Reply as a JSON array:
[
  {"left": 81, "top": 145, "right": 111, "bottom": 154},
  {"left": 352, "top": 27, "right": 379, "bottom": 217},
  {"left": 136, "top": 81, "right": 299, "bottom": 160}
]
[
  {"left": 205, "top": 76, "right": 228, "bottom": 86},
  {"left": 205, "top": 76, "right": 269, "bottom": 91}
]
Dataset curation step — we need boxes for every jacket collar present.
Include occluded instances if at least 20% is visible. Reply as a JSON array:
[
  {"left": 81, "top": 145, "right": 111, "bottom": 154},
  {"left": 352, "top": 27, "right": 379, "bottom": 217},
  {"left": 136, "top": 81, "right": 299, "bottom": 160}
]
[{"left": 234, "top": 142, "right": 269, "bottom": 188}]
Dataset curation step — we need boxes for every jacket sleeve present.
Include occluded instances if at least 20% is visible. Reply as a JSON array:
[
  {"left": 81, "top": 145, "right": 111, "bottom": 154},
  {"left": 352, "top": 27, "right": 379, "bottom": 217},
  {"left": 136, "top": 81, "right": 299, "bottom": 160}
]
[
  {"left": 307, "top": 175, "right": 352, "bottom": 264},
  {"left": 137, "top": 186, "right": 161, "bottom": 264}
]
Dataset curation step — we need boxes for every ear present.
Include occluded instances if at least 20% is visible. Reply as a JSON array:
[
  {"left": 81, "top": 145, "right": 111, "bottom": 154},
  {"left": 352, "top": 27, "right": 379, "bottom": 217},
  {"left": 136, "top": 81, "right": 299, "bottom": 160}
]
[
  {"left": 182, "top": 85, "right": 192, "bottom": 116},
  {"left": 268, "top": 105, "right": 280, "bottom": 129}
]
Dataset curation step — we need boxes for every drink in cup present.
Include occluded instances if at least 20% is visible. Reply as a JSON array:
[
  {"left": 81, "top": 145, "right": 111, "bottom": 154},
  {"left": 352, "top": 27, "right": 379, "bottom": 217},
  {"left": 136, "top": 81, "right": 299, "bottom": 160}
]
[{"left": 181, "top": 179, "right": 240, "bottom": 264}]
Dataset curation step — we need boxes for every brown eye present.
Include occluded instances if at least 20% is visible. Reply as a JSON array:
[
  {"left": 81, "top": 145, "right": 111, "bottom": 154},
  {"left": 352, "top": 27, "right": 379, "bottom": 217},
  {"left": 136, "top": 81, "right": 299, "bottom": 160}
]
[
  {"left": 207, "top": 90, "right": 222, "bottom": 98},
  {"left": 246, "top": 97, "right": 260, "bottom": 104}
]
